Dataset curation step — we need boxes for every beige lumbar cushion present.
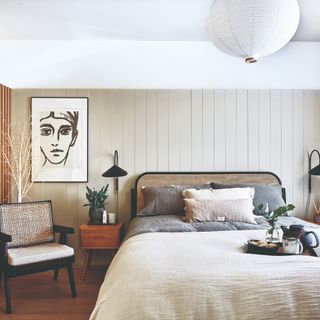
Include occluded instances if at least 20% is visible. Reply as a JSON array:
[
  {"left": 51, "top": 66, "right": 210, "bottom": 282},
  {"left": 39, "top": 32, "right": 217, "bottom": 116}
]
[
  {"left": 184, "top": 198, "right": 257, "bottom": 224},
  {"left": 182, "top": 187, "right": 255, "bottom": 201}
]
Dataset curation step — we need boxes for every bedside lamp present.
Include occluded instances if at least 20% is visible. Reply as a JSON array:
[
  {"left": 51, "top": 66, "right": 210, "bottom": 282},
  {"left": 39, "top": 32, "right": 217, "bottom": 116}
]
[
  {"left": 305, "top": 149, "right": 320, "bottom": 216},
  {"left": 102, "top": 150, "right": 127, "bottom": 215}
]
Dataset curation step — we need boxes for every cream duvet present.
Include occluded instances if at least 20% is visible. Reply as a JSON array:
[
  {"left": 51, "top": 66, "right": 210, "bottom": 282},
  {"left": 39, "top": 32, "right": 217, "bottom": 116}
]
[{"left": 90, "top": 229, "right": 320, "bottom": 320}]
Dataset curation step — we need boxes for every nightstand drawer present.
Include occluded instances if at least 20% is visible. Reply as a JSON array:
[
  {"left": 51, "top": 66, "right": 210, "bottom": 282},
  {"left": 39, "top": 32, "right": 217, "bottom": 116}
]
[{"left": 80, "top": 230, "right": 120, "bottom": 248}]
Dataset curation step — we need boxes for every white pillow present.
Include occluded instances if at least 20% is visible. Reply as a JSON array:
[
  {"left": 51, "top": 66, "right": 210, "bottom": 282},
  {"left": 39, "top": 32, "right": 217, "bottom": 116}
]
[
  {"left": 182, "top": 187, "right": 255, "bottom": 201},
  {"left": 184, "top": 198, "right": 257, "bottom": 224}
]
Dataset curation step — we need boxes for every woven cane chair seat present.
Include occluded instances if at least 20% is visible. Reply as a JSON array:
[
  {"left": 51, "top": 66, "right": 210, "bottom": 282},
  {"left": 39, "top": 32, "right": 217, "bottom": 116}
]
[
  {"left": 0, "top": 201, "right": 54, "bottom": 248},
  {"left": 7, "top": 242, "right": 74, "bottom": 266}
]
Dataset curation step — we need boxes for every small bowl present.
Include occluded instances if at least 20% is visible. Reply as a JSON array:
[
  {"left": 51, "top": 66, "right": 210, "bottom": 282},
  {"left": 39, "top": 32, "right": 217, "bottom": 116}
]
[{"left": 247, "top": 239, "right": 281, "bottom": 255}]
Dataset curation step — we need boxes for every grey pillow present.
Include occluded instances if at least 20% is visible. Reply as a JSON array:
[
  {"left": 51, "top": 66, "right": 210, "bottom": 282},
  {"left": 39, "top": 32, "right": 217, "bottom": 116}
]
[
  {"left": 138, "top": 184, "right": 211, "bottom": 216},
  {"left": 210, "top": 182, "right": 285, "bottom": 215}
]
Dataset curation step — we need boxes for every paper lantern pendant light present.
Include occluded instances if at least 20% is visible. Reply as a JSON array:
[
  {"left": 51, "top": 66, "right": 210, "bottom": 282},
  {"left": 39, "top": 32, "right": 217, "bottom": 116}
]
[{"left": 207, "top": 0, "right": 300, "bottom": 63}]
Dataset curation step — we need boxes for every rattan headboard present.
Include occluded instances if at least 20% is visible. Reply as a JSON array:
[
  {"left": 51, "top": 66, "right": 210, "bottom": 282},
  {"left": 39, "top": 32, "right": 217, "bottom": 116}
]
[{"left": 131, "top": 171, "right": 284, "bottom": 218}]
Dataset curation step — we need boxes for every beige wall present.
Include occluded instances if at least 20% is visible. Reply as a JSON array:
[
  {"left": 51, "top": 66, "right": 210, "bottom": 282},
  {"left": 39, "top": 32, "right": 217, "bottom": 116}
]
[{"left": 12, "top": 89, "right": 320, "bottom": 265}]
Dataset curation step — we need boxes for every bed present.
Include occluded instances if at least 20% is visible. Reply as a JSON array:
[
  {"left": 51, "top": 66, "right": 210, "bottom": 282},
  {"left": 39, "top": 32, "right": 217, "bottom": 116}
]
[{"left": 90, "top": 172, "right": 320, "bottom": 320}]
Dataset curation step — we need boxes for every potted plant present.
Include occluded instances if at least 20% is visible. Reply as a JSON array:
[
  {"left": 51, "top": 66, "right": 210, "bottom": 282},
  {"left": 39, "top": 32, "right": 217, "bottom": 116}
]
[
  {"left": 258, "top": 203, "right": 295, "bottom": 242},
  {"left": 84, "top": 185, "right": 109, "bottom": 223}
]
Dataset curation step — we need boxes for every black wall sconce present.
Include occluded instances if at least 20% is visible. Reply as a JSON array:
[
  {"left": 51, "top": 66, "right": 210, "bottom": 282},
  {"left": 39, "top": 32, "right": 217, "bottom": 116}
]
[
  {"left": 305, "top": 149, "right": 320, "bottom": 216},
  {"left": 102, "top": 150, "right": 127, "bottom": 213}
]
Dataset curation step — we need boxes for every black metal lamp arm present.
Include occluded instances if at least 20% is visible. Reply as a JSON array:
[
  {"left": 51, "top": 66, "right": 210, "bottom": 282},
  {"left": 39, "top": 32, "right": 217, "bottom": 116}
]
[
  {"left": 114, "top": 150, "right": 119, "bottom": 193},
  {"left": 308, "top": 149, "right": 320, "bottom": 193},
  {"left": 305, "top": 149, "right": 320, "bottom": 217},
  {"left": 114, "top": 150, "right": 119, "bottom": 166}
]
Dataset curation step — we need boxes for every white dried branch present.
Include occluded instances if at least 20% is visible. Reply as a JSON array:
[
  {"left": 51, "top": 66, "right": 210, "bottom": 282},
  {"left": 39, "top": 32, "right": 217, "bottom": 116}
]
[{"left": 0, "top": 114, "right": 35, "bottom": 202}]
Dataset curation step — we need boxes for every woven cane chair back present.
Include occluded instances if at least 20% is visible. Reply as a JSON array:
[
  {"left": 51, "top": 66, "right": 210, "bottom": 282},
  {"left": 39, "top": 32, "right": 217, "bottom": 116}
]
[{"left": 0, "top": 201, "right": 54, "bottom": 248}]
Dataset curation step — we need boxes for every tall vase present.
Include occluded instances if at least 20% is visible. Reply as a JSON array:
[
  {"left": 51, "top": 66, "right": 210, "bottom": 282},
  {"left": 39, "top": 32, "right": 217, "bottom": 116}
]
[{"left": 266, "top": 226, "right": 280, "bottom": 243}]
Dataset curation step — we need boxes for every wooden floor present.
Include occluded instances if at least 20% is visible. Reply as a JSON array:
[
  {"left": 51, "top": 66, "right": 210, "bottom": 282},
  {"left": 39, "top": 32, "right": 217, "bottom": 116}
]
[{"left": 0, "top": 266, "right": 106, "bottom": 320}]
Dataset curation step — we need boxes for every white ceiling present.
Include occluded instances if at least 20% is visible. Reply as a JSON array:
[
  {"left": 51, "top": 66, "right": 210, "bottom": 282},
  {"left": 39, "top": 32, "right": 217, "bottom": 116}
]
[
  {"left": 0, "top": 41, "right": 319, "bottom": 89},
  {"left": 0, "top": 0, "right": 319, "bottom": 89},
  {"left": 0, "top": 0, "right": 319, "bottom": 41}
]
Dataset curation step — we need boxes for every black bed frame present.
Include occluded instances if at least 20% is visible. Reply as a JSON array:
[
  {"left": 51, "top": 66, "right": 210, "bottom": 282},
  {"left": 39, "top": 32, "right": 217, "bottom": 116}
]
[{"left": 130, "top": 171, "right": 286, "bottom": 219}]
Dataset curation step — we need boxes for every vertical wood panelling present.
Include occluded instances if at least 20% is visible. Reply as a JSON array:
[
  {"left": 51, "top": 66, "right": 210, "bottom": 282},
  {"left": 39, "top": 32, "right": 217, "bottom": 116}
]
[
  {"left": 214, "top": 90, "right": 226, "bottom": 170},
  {"left": 157, "top": 90, "right": 169, "bottom": 171},
  {"left": 247, "top": 90, "right": 259, "bottom": 170},
  {"left": 314, "top": 92, "right": 320, "bottom": 209},
  {"left": 146, "top": 90, "right": 158, "bottom": 171},
  {"left": 292, "top": 90, "right": 304, "bottom": 216},
  {"left": 100, "top": 89, "right": 113, "bottom": 213},
  {"left": 236, "top": 90, "right": 248, "bottom": 170},
  {"left": 134, "top": 90, "right": 147, "bottom": 174},
  {"left": 180, "top": 90, "right": 192, "bottom": 171},
  {"left": 111, "top": 90, "right": 124, "bottom": 213},
  {"left": 122, "top": 90, "right": 135, "bottom": 226},
  {"left": 259, "top": 90, "right": 271, "bottom": 171},
  {"left": 281, "top": 90, "right": 293, "bottom": 204},
  {"left": 168, "top": 90, "right": 181, "bottom": 171},
  {"left": 191, "top": 90, "right": 203, "bottom": 170},
  {"left": 30, "top": 88, "right": 44, "bottom": 202},
  {"left": 270, "top": 90, "right": 282, "bottom": 177},
  {"left": 202, "top": 90, "right": 215, "bottom": 171},
  {"left": 11, "top": 88, "right": 320, "bottom": 265},
  {"left": 304, "top": 91, "right": 315, "bottom": 218},
  {"left": 225, "top": 90, "right": 237, "bottom": 170}
]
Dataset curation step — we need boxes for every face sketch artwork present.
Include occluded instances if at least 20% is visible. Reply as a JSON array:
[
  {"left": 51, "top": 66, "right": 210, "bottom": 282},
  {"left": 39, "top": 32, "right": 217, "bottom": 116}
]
[{"left": 40, "top": 111, "right": 79, "bottom": 166}]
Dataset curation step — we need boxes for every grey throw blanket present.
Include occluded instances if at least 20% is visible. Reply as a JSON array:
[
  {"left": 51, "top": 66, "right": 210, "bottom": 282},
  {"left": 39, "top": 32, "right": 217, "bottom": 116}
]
[{"left": 125, "top": 215, "right": 318, "bottom": 241}]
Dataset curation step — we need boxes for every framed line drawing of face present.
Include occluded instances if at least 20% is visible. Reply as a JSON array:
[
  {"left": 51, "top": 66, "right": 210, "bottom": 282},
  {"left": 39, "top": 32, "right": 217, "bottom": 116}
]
[{"left": 31, "top": 97, "right": 88, "bottom": 182}]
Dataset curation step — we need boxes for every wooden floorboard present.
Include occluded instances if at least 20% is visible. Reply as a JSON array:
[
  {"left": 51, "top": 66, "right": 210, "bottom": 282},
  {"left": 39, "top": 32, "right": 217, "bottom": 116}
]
[{"left": 0, "top": 266, "right": 106, "bottom": 319}]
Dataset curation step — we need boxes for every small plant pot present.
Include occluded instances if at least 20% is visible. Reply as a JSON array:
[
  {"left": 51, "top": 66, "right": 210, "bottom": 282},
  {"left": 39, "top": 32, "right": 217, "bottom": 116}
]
[{"left": 89, "top": 208, "right": 104, "bottom": 223}]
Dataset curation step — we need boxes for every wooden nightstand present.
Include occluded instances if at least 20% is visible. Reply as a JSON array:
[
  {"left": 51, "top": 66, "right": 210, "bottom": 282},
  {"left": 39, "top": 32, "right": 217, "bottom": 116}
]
[{"left": 79, "top": 222, "right": 125, "bottom": 280}]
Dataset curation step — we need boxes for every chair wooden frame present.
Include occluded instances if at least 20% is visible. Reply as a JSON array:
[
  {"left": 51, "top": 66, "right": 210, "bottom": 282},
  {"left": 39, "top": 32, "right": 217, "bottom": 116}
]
[{"left": 0, "top": 207, "right": 76, "bottom": 314}]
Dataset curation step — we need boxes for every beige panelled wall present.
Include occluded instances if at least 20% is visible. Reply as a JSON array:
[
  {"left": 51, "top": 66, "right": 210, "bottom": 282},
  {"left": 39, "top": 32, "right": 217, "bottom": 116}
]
[{"left": 12, "top": 89, "right": 320, "bottom": 264}]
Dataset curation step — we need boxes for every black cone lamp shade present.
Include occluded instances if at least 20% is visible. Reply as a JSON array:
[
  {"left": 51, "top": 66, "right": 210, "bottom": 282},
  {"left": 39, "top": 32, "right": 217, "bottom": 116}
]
[
  {"left": 102, "top": 150, "right": 127, "bottom": 215},
  {"left": 102, "top": 165, "right": 127, "bottom": 178},
  {"left": 102, "top": 150, "right": 128, "bottom": 178},
  {"left": 305, "top": 149, "right": 320, "bottom": 216},
  {"left": 309, "top": 164, "right": 320, "bottom": 176}
]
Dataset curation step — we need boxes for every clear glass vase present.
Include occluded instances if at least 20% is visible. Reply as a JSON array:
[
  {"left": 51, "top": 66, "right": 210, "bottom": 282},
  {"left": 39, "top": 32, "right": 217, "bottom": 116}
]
[{"left": 265, "top": 227, "right": 280, "bottom": 243}]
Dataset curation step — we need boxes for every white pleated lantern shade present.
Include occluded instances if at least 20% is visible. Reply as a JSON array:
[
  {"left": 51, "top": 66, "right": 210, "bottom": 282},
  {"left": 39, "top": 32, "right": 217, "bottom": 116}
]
[{"left": 207, "top": 0, "right": 300, "bottom": 63}]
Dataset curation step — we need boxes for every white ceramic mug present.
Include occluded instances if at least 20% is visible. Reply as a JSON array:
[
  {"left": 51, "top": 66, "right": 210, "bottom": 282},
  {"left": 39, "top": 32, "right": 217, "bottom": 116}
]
[
  {"left": 108, "top": 212, "right": 116, "bottom": 224},
  {"left": 282, "top": 237, "right": 303, "bottom": 254}
]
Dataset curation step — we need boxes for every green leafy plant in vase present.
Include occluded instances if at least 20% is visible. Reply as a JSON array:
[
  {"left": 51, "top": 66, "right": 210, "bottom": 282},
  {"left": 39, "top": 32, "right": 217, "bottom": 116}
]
[
  {"left": 84, "top": 185, "right": 109, "bottom": 223},
  {"left": 258, "top": 203, "right": 295, "bottom": 242}
]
